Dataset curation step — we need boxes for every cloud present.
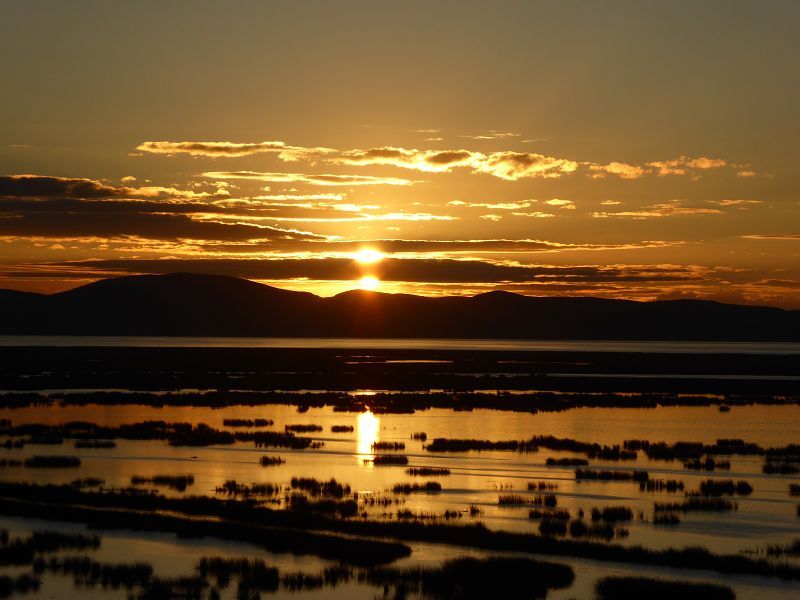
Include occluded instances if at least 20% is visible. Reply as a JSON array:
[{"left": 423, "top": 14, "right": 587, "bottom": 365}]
[
  {"left": 462, "top": 131, "right": 521, "bottom": 140},
  {"left": 741, "top": 234, "right": 800, "bottom": 241},
  {"left": 707, "top": 199, "right": 763, "bottom": 207},
  {"left": 0, "top": 174, "right": 129, "bottom": 199},
  {"left": 647, "top": 156, "right": 726, "bottom": 176},
  {"left": 448, "top": 199, "right": 538, "bottom": 210},
  {"left": 588, "top": 162, "right": 647, "bottom": 179},
  {"left": 511, "top": 211, "right": 555, "bottom": 218},
  {"left": 50, "top": 257, "right": 704, "bottom": 285},
  {"left": 593, "top": 200, "right": 722, "bottom": 219},
  {"left": 736, "top": 170, "right": 758, "bottom": 177},
  {"left": 137, "top": 138, "right": 739, "bottom": 182},
  {"left": 184, "top": 238, "right": 685, "bottom": 257},
  {"left": 544, "top": 198, "right": 575, "bottom": 210},
  {"left": 203, "top": 171, "right": 414, "bottom": 186},
  {"left": 479, "top": 214, "right": 503, "bottom": 221}
]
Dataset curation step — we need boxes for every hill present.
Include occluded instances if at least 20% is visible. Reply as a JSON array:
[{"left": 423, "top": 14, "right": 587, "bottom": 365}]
[{"left": 0, "top": 273, "right": 797, "bottom": 340}]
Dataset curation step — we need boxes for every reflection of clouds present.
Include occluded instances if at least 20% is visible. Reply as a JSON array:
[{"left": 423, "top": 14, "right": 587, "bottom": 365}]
[{"left": 357, "top": 410, "right": 380, "bottom": 466}]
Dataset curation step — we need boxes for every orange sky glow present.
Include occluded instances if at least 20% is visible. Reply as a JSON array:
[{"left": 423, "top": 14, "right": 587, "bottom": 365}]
[{"left": 1, "top": 2, "right": 798, "bottom": 308}]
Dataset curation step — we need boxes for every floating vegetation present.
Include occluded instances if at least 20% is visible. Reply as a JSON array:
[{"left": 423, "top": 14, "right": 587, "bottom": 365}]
[
  {"left": 575, "top": 469, "right": 649, "bottom": 482},
  {"left": 33, "top": 556, "right": 154, "bottom": 589},
  {"left": 372, "top": 441, "right": 405, "bottom": 451},
  {"left": 70, "top": 478, "right": 105, "bottom": 489},
  {"left": 763, "top": 462, "right": 800, "bottom": 475},
  {"left": 640, "top": 479, "right": 685, "bottom": 493},
  {"left": 286, "top": 494, "right": 359, "bottom": 518},
  {"left": 654, "top": 498, "right": 736, "bottom": 512},
  {"left": 699, "top": 479, "right": 754, "bottom": 496},
  {"left": 330, "top": 425, "right": 354, "bottom": 433},
  {"left": 130, "top": 475, "right": 195, "bottom": 492},
  {"left": 411, "top": 432, "right": 427, "bottom": 441},
  {"left": 0, "top": 574, "right": 39, "bottom": 598},
  {"left": 371, "top": 454, "right": 408, "bottom": 466},
  {"left": 626, "top": 438, "right": 762, "bottom": 460},
  {"left": 528, "top": 481, "right": 558, "bottom": 491},
  {"left": 290, "top": 477, "right": 351, "bottom": 498},
  {"left": 284, "top": 424, "right": 323, "bottom": 433},
  {"left": 0, "top": 482, "right": 796, "bottom": 580},
  {"left": 426, "top": 435, "right": 635, "bottom": 460},
  {"left": 591, "top": 506, "right": 633, "bottom": 522},
  {"left": 568, "top": 519, "right": 621, "bottom": 541},
  {"left": 684, "top": 458, "right": 731, "bottom": 471},
  {"left": 653, "top": 513, "right": 681, "bottom": 526},
  {"left": 538, "top": 518, "right": 568, "bottom": 536},
  {"left": 0, "top": 530, "right": 101, "bottom": 567},
  {"left": 24, "top": 455, "right": 80, "bottom": 468},
  {"left": 498, "top": 494, "right": 557, "bottom": 507},
  {"left": 766, "top": 539, "right": 800, "bottom": 556},
  {"left": 0, "top": 460, "right": 22, "bottom": 467},
  {"left": 74, "top": 440, "right": 116, "bottom": 448},
  {"left": 222, "top": 418, "right": 273, "bottom": 428},
  {"left": 215, "top": 480, "right": 280, "bottom": 497},
  {"left": 546, "top": 457, "right": 589, "bottom": 466},
  {"left": 259, "top": 455, "right": 285, "bottom": 466},
  {"left": 529, "top": 508, "right": 570, "bottom": 520},
  {"left": 406, "top": 466, "right": 450, "bottom": 476},
  {"left": 391, "top": 482, "right": 442, "bottom": 494},
  {"left": 595, "top": 576, "right": 735, "bottom": 600},
  {"left": 168, "top": 423, "right": 236, "bottom": 447},
  {"left": 356, "top": 494, "right": 401, "bottom": 507},
  {"left": 199, "top": 557, "right": 279, "bottom": 592},
  {"left": 366, "top": 556, "right": 574, "bottom": 600}
]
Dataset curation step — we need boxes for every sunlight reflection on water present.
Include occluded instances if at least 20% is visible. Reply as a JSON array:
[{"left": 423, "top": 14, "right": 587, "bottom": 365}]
[{"left": 357, "top": 409, "right": 379, "bottom": 466}]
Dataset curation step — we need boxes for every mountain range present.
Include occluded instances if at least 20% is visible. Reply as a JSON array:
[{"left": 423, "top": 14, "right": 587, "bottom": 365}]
[{"left": 1, "top": 273, "right": 798, "bottom": 340}]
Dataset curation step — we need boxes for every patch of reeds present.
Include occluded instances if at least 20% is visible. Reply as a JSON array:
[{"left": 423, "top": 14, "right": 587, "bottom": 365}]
[
  {"left": 699, "top": 479, "right": 753, "bottom": 496},
  {"left": 575, "top": 469, "right": 648, "bottom": 482},
  {"left": 284, "top": 424, "right": 322, "bottom": 433},
  {"left": 130, "top": 475, "right": 195, "bottom": 492},
  {"left": 391, "top": 482, "right": 441, "bottom": 494},
  {"left": 222, "top": 419, "right": 272, "bottom": 427},
  {"left": 595, "top": 576, "right": 735, "bottom": 600},
  {"left": 406, "top": 466, "right": 450, "bottom": 476},
  {"left": 290, "top": 477, "right": 351, "bottom": 498},
  {"left": 330, "top": 425, "right": 354, "bottom": 433}
]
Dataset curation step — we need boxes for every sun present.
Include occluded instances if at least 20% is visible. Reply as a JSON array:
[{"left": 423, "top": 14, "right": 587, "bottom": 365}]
[
  {"left": 358, "top": 276, "right": 380, "bottom": 291},
  {"left": 354, "top": 248, "right": 384, "bottom": 264}
]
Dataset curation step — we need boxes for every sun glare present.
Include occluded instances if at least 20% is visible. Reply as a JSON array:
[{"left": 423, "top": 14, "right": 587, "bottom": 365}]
[
  {"left": 358, "top": 276, "right": 380, "bottom": 291},
  {"left": 354, "top": 248, "right": 384, "bottom": 264},
  {"left": 357, "top": 409, "right": 380, "bottom": 465}
]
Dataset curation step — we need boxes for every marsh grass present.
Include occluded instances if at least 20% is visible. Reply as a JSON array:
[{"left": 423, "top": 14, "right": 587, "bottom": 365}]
[
  {"left": 406, "top": 466, "right": 450, "bottom": 476},
  {"left": 130, "top": 475, "right": 194, "bottom": 492},
  {"left": 595, "top": 576, "right": 735, "bottom": 600},
  {"left": 391, "top": 482, "right": 442, "bottom": 494}
]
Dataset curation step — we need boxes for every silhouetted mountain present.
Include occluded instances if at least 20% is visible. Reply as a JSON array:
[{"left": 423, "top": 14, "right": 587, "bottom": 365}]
[{"left": 0, "top": 273, "right": 798, "bottom": 340}]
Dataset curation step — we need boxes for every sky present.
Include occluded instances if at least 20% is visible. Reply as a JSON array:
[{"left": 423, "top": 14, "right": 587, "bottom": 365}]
[{"left": 1, "top": 0, "right": 799, "bottom": 307}]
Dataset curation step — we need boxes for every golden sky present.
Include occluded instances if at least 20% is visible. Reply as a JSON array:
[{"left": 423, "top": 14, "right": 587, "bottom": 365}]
[{"left": 1, "top": 1, "right": 799, "bottom": 307}]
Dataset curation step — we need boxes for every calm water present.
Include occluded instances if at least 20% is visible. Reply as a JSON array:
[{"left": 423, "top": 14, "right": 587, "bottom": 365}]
[
  {"left": 1, "top": 398, "right": 799, "bottom": 598},
  {"left": 1, "top": 403, "right": 798, "bottom": 557},
  {"left": 2, "top": 335, "right": 800, "bottom": 353}
]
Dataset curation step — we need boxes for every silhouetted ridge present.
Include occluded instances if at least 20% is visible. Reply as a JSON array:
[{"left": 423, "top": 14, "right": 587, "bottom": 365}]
[{"left": 0, "top": 273, "right": 797, "bottom": 340}]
